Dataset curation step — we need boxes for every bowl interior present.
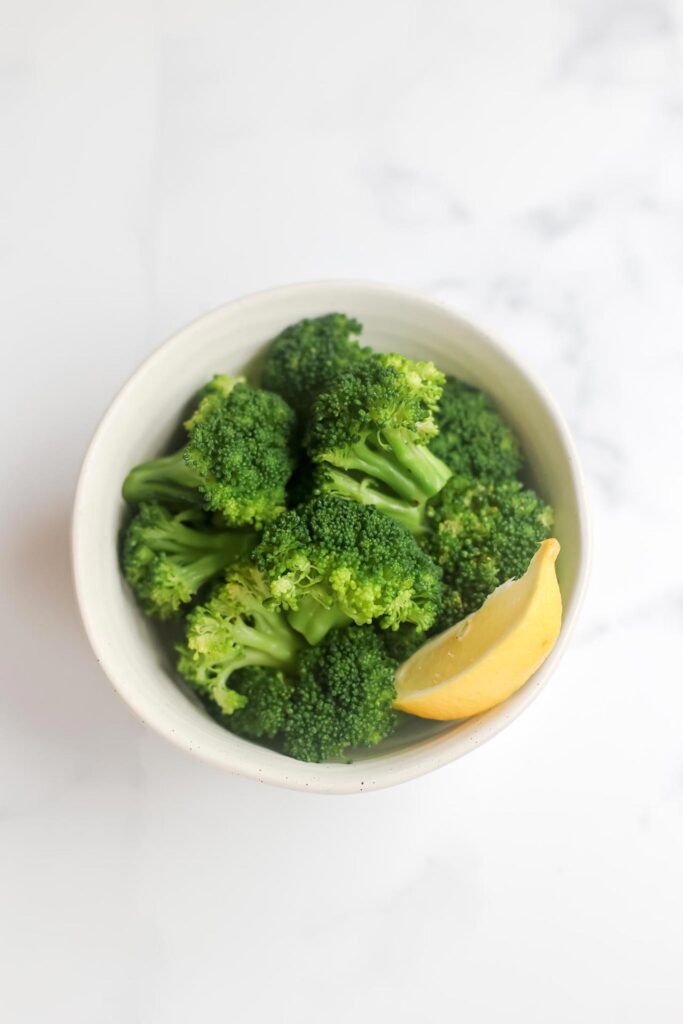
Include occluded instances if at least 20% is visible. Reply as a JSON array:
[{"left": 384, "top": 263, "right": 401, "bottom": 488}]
[{"left": 73, "top": 282, "right": 588, "bottom": 793}]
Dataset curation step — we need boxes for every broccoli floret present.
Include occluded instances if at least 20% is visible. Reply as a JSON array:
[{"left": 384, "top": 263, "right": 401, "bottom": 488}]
[
  {"left": 430, "top": 376, "right": 523, "bottom": 481},
  {"left": 376, "top": 623, "right": 427, "bottom": 664},
  {"left": 122, "top": 502, "right": 256, "bottom": 620},
  {"left": 424, "top": 475, "right": 554, "bottom": 626},
  {"left": 254, "top": 496, "right": 442, "bottom": 645},
  {"left": 176, "top": 563, "right": 303, "bottom": 715},
  {"left": 261, "top": 314, "right": 370, "bottom": 414},
  {"left": 306, "top": 353, "right": 452, "bottom": 533},
  {"left": 185, "top": 373, "right": 245, "bottom": 427},
  {"left": 227, "top": 666, "right": 292, "bottom": 740},
  {"left": 282, "top": 626, "right": 398, "bottom": 762},
  {"left": 122, "top": 377, "right": 297, "bottom": 527}
]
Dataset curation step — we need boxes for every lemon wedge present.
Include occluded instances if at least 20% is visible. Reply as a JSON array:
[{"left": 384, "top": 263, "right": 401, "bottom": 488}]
[{"left": 393, "top": 538, "right": 562, "bottom": 720}]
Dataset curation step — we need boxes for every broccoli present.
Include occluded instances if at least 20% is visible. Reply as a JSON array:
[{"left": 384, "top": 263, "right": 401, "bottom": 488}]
[
  {"left": 122, "top": 502, "right": 256, "bottom": 620},
  {"left": 176, "top": 563, "right": 303, "bottom": 715},
  {"left": 430, "top": 376, "right": 523, "bottom": 481},
  {"left": 185, "top": 373, "right": 244, "bottom": 427},
  {"left": 122, "top": 376, "right": 297, "bottom": 527},
  {"left": 424, "top": 475, "right": 554, "bottom": 626},
  {"left": 116, "top": 310, "right": 558, "bottom": 763},
  {"left": 376, "top": 623, "right": 427, "bottom": 664},
  {"left": 261, "top": 313, "right": 370, "bottom": 414},
  {"left": 282, "top": 626, "right": 398, "bottom": 762},
  {"left": 227, "top": 666, "right": 292, "bottom": 740},
  {"left": 306, "top": 353, "right": 452, "bottom": 533},
  {"left": 254, "top": 495, "right": 442, "bottom": 645}
]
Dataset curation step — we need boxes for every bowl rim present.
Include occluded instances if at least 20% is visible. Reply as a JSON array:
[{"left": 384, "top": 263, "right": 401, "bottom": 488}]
[{"left": 72, "top": 279, "right": 591, "bottom": 794}]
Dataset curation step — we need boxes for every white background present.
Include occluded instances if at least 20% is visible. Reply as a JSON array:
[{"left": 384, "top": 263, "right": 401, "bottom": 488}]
[{"left": 2, "top": 1, "right": 683, "bottom": 1021}]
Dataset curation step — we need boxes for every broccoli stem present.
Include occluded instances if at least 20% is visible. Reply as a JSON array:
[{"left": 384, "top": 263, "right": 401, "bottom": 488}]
[
  {"left": 201, "top": 673, "right": 248, "bottom": 714},
  {"left": 321, "top": 467, "right": 426, "bottom": 534},
  {"left": 147, "top": 522, "right": 257, "bottom": 590},
  {"left": 333, "top": 439, "right": 421, "bottom": 502},
  {"left": 122, "top": 449, "right": 202, "bottom": 506},
  {"left": 145, "top": 518, "right": 255, "bottom": 556},
  {"left": 382, "top": 429, "right": 452, "bottom": 498},
  {"left": 212, "top": 686, "right": 248, "bottom": 715},
  {"left": 194, "top": 617, "right": 300, "bottom": 715},
  {"left": 230, "top": 610, "right": 303, "bottom": 669},
  {"left": 328, "top": 433, "right": 451, "bottom": 506},
  {"left": 176, "top": 547, "right": 252, "bottom": 596},
  {"left": 286, "top": 593, "right": 352, "bottom": 645}
]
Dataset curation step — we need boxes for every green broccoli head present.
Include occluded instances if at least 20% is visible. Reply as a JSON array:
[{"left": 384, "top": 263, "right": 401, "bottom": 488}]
[
  {"left": 430, "top": 376, "right": 523, "bottom": 481},
  {"left": 375, "top": 623, "right": 427, "bottom": 664},
  {"left": 176, "top": 563, "right": 303, "bottom": 715},
  {"left": 261, "top": 313, "right": 369, "bottom": 414},
  {"left": 122, "top": 378, "right": 297, "bottom": 527},
  {"left": 424, "top": 475, "right": 554, "bottom": 625},
  {"left": 122, "top": 502, "right": 256, "bottom": 620},
  {"left": 184, "top": 381, "right": 297, "bottom": 525},
  {"left": 227, "top": 666, "right": 292, "bottom": 740},
  {"left": 306, "top": 353, "right": 452, "bottom": 532},
  {"left": 254, "top": 496, "right": 443, "bottom": 645},
  {"left": 184, "top": 374, "right": 243, "bottom": 429},
  {"left": 282, "top": 626, "right": 398, "bottom": 763}
]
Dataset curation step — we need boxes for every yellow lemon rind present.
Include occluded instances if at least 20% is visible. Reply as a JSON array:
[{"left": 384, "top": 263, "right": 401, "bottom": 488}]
[{"left": 393, "top": 539, "right": 562, "bottom": 720}]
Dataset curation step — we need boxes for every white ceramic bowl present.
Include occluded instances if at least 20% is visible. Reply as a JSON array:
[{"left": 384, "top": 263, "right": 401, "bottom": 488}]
[{"left": 72, "top": 281, "right": 590, "bottom": 794}]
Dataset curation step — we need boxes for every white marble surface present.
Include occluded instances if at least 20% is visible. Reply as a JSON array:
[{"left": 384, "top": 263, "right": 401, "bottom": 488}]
[{"left": 2, "top": 1, "right": 683, "bottom": 1020}]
